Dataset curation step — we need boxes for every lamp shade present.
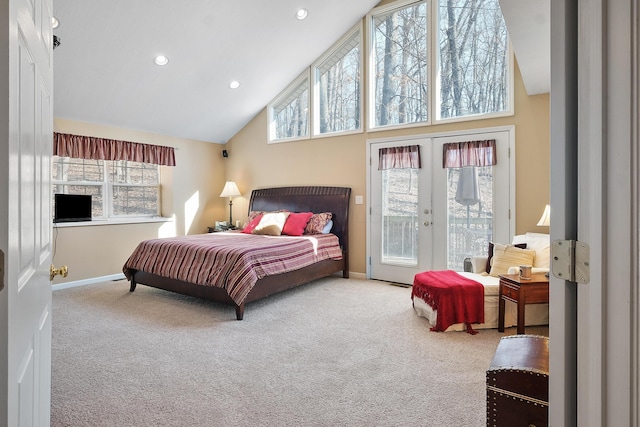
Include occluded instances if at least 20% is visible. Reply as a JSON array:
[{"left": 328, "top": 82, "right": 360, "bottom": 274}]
[
  {"left": 220, "top": 181, "right": 241, "bottom": 198},
  {"left": 537, "top": 204, "right": 550, "bottom": 227}
]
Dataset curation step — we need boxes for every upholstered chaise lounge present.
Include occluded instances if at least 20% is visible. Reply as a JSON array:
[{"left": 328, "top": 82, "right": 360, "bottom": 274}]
[{"left": 412, "top": 232, "right": 551, "bottom": 332}]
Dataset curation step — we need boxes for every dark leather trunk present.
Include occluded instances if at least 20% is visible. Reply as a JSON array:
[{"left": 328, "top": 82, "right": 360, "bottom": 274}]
[{"left": 486, "top": 335, "right": 549, "bottom": 427}]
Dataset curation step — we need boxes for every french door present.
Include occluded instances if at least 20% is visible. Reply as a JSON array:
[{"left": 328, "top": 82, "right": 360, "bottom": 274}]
[
  {"left": 368, "top": 127, "right": 514, "bottom": 285},
  {"left": 369, "top": 138, "right": 433, "bottom": 284}
]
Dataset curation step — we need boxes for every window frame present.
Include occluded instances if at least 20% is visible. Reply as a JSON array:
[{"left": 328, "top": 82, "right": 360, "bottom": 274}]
[
  {"left": 52, "top": 156, "right": 161, "bottom": 222},
  {"left": 367, "top": 0, "right": 432, "bottom": 132},
  {"left": 312, "top": 22, "right": 364, "bottom": 138},
  {"left": 432, "top": 0, "right": 514, "bottom": 124},
  {"left": 366, "top": 0, "right": 514, "bottom": 133},
  {"left": 268, "top": 71, "right": 311, "bottom": 144}
]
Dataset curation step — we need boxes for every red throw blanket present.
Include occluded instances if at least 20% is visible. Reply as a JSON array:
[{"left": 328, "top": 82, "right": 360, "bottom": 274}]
[{"left": 412, "top": 270, "right": 484, "bottom": 335}]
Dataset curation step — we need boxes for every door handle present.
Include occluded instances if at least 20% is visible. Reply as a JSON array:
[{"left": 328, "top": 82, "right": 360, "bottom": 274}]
[
  {"left": 50, "top": 264, "right": 68, "bottom": 281},
  {"left": 423, "top": 221, "right": 431, "bottom": 226}
]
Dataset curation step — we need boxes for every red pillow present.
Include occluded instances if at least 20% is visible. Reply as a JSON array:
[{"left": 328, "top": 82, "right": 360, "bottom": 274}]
[
  {"left": 282, "top": 212, "right": 313, "bottom": 236},
  {"left": 242, "top": 213, "right": 264, "bottom": 234}
]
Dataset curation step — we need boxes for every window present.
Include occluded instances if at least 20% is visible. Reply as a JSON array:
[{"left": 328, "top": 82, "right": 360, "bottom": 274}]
[
  {"left": 269, "top": 73, "right": 310, "bottom": 142},
  {"left": 370, "top": 1, "right": 429, "bottom": 128},
  {"left": 437, "top": 0, "right": 510, "bottom": 119},
  {"left": 52, "top": 157, "right": 160, "bottom": 220},
  {"left": 313, "top": 25, "right": 363, "bottom": 136}
]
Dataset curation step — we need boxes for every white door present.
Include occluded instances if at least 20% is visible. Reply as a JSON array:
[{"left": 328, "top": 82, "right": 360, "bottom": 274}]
[
  {"left": 368, "top": 128, "right": 514, "bottom": 285},
  {"left": 369, "top": 138, "right": 433, "bottom": 284},
  {"left": 550, "top": 1, "right": 638, "bottom": 425},
  {"left": 1, "top": 0, "right": 54, "bottom": 424},
  {"left": 431, "top": 129, "right": 514, "bottom": 269}
]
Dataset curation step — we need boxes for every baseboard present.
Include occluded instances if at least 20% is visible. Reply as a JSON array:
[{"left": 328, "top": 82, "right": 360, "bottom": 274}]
[
  {"left": 52, "top": 271, "right": 365, "bottom": 291},
  {"left": 345, "top": 271, "right": 364, "bottom": 280},
  {"left": 52, "top": 273, "right": 126, "bottom": 291}
]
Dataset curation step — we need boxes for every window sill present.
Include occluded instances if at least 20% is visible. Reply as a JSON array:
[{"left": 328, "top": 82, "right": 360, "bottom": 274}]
[{"left": 52, "top": 217, "right": 173, "bottom": 227}]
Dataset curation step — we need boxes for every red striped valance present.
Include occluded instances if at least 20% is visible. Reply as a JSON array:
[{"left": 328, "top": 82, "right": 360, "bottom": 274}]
[
  {"left": 442, "top": 139, "right": 496, "bottom": 168},
  {"left": 53, "top": 132, "right": 176, "bottom": 166},
  {"left": 378, "top": 145, "right": 421, "bottom": 170}
]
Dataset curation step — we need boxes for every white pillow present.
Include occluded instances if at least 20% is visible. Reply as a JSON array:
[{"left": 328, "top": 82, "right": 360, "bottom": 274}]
[
  {"left": 524, "top": 232, "right": 551, "bottom": 268},
  {"left": 511, "top": 233, "right": 550, "bottom": 269},
  {"left": 252, "top": 212, "right": 290, "bottom": 236}
]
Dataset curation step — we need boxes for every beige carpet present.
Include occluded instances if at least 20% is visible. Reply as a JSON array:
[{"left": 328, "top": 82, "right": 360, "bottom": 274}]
[{"left": 51, "top": 277, "right": 548, "bottom": 427}]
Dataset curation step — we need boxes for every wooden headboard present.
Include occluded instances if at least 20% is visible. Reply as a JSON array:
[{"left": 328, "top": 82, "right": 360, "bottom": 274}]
[{"left": 248, "top": 186, "right": 351, "bottom": 252}]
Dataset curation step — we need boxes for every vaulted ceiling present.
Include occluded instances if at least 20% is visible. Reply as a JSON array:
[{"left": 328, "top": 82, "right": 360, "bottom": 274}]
[
  {"left": 52, "top": 0, "right": 549, "bottom": 145},
  {"left": 52, "top": 0, "right": 381, "bottom": 143}
]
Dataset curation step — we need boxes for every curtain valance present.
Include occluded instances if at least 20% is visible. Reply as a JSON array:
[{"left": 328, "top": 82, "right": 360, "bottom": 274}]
[
  {"left": 378, "top": 145, "right": 421, "bottom": 170},
  {"left": 53, "top": 132, "right": 176, "bottom": 166},
  {"left": 442, "top": 139, "right": 496, "bottom": 168}
]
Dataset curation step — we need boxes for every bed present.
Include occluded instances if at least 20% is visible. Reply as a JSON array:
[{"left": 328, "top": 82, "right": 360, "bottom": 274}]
[{"left": 123, "top": 186, "right": 351, "bottom": 320}]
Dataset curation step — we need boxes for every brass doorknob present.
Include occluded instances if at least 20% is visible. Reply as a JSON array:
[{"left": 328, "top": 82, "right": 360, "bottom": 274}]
[{"left": 50, "top": 264, "right": 68, "bottom": 281}]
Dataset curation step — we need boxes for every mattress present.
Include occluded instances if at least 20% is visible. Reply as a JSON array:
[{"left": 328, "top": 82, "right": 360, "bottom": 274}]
[{"left": 412, "top": 271, "right": 549, "bottom": 332}]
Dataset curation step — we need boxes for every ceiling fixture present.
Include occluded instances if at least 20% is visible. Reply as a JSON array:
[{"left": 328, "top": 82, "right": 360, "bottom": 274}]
[
  {"left": 52, "top": 17, "right": 59, "bottom": 29},
  {"left": 296, "top": 8, "right": 308, "bottom": 20},
  {"left": 229, "top": 81, "right": 240, "bottom": 89},
  {"left": 154, "top": 55, "right": 169, "bottom": 66}
]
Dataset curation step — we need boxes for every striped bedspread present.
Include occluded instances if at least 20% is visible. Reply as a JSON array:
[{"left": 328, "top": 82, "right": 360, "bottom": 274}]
[{"left": 123, "top": 232, "right": 343, "bottom": 305}]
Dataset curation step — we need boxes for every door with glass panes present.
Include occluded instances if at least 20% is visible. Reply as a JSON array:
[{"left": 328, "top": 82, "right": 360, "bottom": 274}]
[{"left": 368, "top": 128, "right": 513, "bottom": 284}]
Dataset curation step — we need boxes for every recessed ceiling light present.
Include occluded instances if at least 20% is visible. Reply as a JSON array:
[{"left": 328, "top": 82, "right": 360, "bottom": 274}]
[
  {"left": 229, "top": 81, "right": 241, "bottom": 89},
  {"left": 154, "top": 55, "right": 169, "bottom": 66},
  {"left": 296, "top": 8, "right": 308, "bottom": 20},
  {"left": 52, "top": 17, "right": 59, "bottom": 29}
]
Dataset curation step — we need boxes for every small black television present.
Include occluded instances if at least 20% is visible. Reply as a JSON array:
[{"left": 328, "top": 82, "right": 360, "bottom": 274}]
[{"left": 54, "top": 194, "right": 92, "bottom": 223}]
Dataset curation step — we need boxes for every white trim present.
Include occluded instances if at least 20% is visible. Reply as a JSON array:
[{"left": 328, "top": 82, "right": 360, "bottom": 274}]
[
  {"left": 51, "top": 273, "right": 126, "bottom": 291},
  {"left": 52, "top": 216, "right": 172, "bottom": 227}
]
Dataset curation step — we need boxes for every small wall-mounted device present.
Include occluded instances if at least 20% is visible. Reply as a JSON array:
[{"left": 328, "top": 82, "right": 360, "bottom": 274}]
[{"left": 222, "top": 149, "right": 228, "bottom": 158}]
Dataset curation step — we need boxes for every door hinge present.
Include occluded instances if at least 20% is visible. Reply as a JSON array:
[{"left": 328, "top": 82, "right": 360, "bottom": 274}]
[{"left": 551, "top": 240, "right": 590, "bottom": 284}]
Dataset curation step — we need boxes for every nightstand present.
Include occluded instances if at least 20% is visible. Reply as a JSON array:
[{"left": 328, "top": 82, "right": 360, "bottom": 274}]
[{"left": 498, "top": 273, "right": 549, "bottom": 334}]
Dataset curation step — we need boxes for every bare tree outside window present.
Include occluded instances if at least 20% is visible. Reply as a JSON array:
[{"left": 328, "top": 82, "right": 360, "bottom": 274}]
[
  {"left": 372, "top": 2, "right": 429, "bottom": 127},
  {"left": 52, "top": 157, "right": 160, "bottom": 219},
  {"left": 316, "top": 28, "right": 361, "bottom": 135},
  {"left": 271, "top": 76, "right": 309, "bottom": 140},
  {"left": 438, "top": 0, "right": 509, "bottom": 119}
]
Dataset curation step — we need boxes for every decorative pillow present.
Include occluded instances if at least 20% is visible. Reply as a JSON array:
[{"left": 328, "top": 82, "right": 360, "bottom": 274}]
[
  {"left": 524, "top": 232, "right": 551, "bottom": 268},
  {"left": 252, "top": 212, "right": 290, "bottom": 236},
  {"left": 322, "top": 219, "right": 333, "bottom": 234},
  {"left": 242, "top": 213, "right": 263, "bottom": 234},
  {"left": 486, "top": 242, "right": 527, "bottom": 274},
  {"left": 304, "top": 212, "right": 333, "bottom": 234},
  {"left": 282, "top": 212, "right": 313, "bottom": 236},
  {"left": 489, "top": 243, "right": 536, "bottom": 277},
  {"left": 246, "top": 210, "right": 264, "bottom": 225}
]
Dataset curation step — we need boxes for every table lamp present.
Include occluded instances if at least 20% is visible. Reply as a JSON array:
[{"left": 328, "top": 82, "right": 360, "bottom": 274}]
[
  {"left": 537, "top": 204, "right": 550, "bottom": 227},
  {"left": 220, "top": 181, "right": 241, "bottom": 227}
]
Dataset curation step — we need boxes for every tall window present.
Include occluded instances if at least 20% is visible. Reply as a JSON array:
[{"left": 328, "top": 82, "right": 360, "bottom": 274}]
[
  {"left": 371, "top": 1, "right": 429, "bottom": 128},
  {"left": 437, "top": 0, "right": 510, "bottom": 119},
  {"left": 53, "top": 157, "right": 160, "bottom": 219},
  {"left": 269, "top": 73, "right": 310, "bottom": 142},
  {"left": 314, "top": 25, "right": 362, "bottom": 136}
]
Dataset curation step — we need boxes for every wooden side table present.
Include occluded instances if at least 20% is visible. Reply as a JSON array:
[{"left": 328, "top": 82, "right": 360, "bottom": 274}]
[{"left": 498, "top": 273, "right": 550, "bottom": 334}]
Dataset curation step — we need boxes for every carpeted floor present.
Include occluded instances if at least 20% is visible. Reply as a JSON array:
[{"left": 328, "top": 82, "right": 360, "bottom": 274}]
[{"left": 51, "top": 277, "right": 548, "bottom": 427}]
